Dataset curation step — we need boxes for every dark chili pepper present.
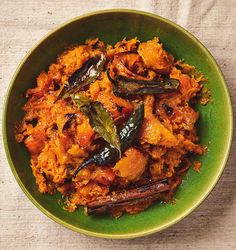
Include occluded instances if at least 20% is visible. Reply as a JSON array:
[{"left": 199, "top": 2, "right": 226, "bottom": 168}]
[
  {"left": 119, "top": 103, "right": 144, "bottom": 152},
  {"left": 72, "top": 103, "right": 144, "bottom": 177},
  {"left": 162, "top": 103, "right": 173, "bottom": 115},
  {"left": 107, "top": 70, "right": 179, "bottom": 97},
  {"left": 58, "top": 54, "right": 105, "bottom": 99}
]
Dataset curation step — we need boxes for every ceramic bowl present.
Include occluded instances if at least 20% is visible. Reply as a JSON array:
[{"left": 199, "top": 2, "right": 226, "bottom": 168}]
[{"left": 3, "top": 9, "right": 233, "bottom": 239}]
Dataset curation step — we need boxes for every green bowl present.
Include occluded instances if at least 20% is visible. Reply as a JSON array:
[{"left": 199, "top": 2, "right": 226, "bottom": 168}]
[{"left": 3, "top": 9, "right": 233, "bottom": 239}]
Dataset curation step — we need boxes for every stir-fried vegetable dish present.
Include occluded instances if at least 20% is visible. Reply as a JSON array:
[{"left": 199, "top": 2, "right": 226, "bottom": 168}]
[{"left": 16, "top": 37, "right": 206, "bottom": 217}]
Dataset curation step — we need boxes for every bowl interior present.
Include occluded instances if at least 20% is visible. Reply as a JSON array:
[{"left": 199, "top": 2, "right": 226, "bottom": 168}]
[{"left": 3, "top": 10, "right": 232, "bottom": 239}]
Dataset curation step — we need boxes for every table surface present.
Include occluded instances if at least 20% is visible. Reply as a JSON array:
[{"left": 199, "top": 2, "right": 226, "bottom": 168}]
[{"left": 0, "top": 0, "right": 235, "bottom": 249}]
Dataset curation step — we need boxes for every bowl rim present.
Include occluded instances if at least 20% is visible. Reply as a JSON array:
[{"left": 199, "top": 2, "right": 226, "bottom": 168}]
[{"left": 2, "top": 9, "right": 233, "bottom": 239}]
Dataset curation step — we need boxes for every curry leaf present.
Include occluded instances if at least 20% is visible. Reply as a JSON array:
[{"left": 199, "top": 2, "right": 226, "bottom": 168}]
[
  {"left": 59, "top": 54, "right": 105, "bottom": 99},
  {"left": 73, "top": 95, "right": 121, "bottom": 154},
  {"left": 87, "top": 102, "right": 121, "bottom": 154},
  {"left": 73, "top": 93, "right": 92, "bottom": 108},
  {"left": 107, "top": 71, "right": 179, "bottom": 97}
]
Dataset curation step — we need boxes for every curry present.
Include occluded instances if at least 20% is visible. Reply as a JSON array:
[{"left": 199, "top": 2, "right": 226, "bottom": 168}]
[{"left": 16, "top": 37, "right": 206, "bottom": 217}]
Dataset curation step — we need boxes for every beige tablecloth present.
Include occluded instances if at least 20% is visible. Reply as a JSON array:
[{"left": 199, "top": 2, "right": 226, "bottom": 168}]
[{"left": 0, "top": 0, "right": 235, "bottom": 249}]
